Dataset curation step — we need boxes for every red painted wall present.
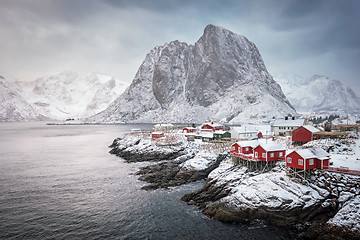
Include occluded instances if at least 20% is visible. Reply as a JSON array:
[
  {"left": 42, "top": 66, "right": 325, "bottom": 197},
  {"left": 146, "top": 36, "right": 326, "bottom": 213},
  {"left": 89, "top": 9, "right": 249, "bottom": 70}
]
[
  {"left": 214, "top": 126, "right": 225, "bottom": 131},
  {"left": 152, "top": 133, "right": 164, "bottom": 139},
  {"left": 254, "top": 146, "right": 267, "bottom": 161},
  {"left": 231, "top": 143, "right": 240, "bottom": 153},
  {"left": 257, "top": 132, "right": 263, "bottom": 139},
  {"left": 315, "top": 159, "right": 330, "bottom": 169},
  {"left": 202, "top": 124, "right": 214, "bottom": 130},
  {"left": 183, "top": 128, "right": 196, "bottom": 133},
  {"left": 292, "top": 126, "right": 313, "bottom": 143},
  {"left": 254, "top": 146, "right": 285, "bottom": 161},
  {"left": 241, "top": 146, "right": 253, "bottom": 154},
  {"left": 286, "top": 152, "right": 317, "bottom": 170}
]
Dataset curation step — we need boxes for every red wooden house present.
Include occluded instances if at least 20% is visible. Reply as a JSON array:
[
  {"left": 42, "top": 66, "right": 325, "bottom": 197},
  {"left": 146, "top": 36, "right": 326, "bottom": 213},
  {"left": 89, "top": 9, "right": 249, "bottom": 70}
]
[
  {"left": 201, "top": 122, "right": 225, "bottom": 132},
  {"left": 292, "top": 125, "right": 320, "bottom": 143},
  {"left": 183, "top": 127, "right": 197, "bottom": 133},
  {"left": 253, "top": 143, "right": 286, "bottom": 162},
  {"left": 286, "top": 147, "right": 330, "bottom": 170},
  {"left": 151, "top": 132, "right": 164, "bottom": 139},
  {"left": 231, "top": 140, "right": 259, "bottom": 155}
]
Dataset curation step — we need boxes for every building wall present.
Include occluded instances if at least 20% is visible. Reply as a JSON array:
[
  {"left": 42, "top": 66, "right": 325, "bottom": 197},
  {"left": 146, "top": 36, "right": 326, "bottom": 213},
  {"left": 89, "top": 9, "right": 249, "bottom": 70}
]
[
  {"left": 292, "top": 127, "right": 312, "bottom": 143},
  {"left": 315, "top": 159, "right": 330, "bottom": 169},
  {"left": 241, "top": 146, "right": 253, "bottom": 154},
  {"left": 254, "top": 146, "right": 267, "bottom": 161},
  {"left": 254, "top": 147, "right": 284, "bottom": 161},
  {"left": 202, "top": 124, "right": 214, "bottom": 131},
  {"left": 286, "top": 152, "right": 317, "bottom": 170},
  {"left": 274, "top": 126, "right": 300, "bottom": 136},
  {"left": 268, "top": 150, "right": 286, "bottom": 161},
  {"left": 231, "top": 143, "right": 240, "bottom": 153},
  {"left": 183, "top": 128, "right": 196, "bottom": 133}
]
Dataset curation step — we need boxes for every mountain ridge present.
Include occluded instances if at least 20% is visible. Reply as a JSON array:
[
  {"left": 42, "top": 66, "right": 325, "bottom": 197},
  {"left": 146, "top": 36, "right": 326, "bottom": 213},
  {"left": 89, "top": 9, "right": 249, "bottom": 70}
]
[
  {"left": 90, "top": 24, "right": 295, "bottom": 123},
  {"left": 274, "top": 73, "right": 360, "bottom": 114}
]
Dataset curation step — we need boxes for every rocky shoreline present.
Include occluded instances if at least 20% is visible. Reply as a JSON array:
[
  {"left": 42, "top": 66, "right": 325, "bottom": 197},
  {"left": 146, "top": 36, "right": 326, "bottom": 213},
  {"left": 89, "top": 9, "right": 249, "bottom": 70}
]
[
  {"left": 109, "top": 135, "right": 360, "bottom": 239},
  {"left": 109, "top": 135, "right": 226, "bottom": 190}
]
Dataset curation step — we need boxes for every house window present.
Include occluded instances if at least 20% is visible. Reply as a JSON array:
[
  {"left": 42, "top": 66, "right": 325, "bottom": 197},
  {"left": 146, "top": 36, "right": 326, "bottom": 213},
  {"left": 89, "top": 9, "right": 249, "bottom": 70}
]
[
  {"left": 309, "top": 159, "right": 314, "bottom": 165},
  {"left": 255, "top": 152, "right": 258, "bottom": 158},
  {"left": 232, "top": 146, "right": 235, "bottom": 151},
  {"left": 279, "top": 152, "right": 283, "bottom": 157},
  {"left": 245, "top": 147, "right": 249, "bottom": 151},
  {"left": 298, "top": 159, "right": 303, "bottom": 165},
  {"left": 262, "top": 153, "right": 266, "bottom": 158},
  {"left": 287, "top": 157, "right": 292, "bottom": 163},
  {"left": 270, "top": 153, "right": 274, "bottom": 157}
]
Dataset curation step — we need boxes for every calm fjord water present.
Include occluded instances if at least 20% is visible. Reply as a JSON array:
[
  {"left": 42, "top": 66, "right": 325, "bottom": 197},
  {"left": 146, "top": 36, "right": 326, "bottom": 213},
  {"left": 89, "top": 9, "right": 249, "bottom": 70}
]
[{"left": 0, "top": 122, "right": 291, "bottom": 239}]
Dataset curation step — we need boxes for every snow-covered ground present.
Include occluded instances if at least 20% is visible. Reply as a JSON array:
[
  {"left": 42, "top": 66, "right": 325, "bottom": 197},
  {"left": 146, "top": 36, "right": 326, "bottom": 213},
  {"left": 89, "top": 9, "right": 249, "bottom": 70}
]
[
  {"left": 330, "top": 138, "right": 360, "bottom": 171},
  {"left": 303, "top": 136, "right": 360, "bottom": 171}
]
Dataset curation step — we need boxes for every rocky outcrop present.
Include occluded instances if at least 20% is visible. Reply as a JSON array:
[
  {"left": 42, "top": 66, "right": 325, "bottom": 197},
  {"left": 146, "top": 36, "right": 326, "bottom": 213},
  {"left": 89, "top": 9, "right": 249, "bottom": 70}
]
[
  {"left": 181, "top": 160, "right": 360, "bottom": 239},
  {"left": 109, "top": 137, "right": 186, "bottom": 162},
  {"left": 109, "top": 135, "right": 225, "bottom": 189},
  {"left": 136, "top": 154, "right": 226, "bottom": 190}
]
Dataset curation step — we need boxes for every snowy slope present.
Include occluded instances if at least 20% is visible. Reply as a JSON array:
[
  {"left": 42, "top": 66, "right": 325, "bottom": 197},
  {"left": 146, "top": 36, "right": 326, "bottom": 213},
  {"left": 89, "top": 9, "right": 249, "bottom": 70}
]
[
  {"left": 0, "top": 73, "right": 45, "bottom": 121},
  {"left": 274, "top": 73, "right": 360, "bottom": 114},
  {"left": 90, "top": 25, "right": 295, "bottom": 123},
  {"left": 21, "top": 72, "right": 126, "bottom": 120}
]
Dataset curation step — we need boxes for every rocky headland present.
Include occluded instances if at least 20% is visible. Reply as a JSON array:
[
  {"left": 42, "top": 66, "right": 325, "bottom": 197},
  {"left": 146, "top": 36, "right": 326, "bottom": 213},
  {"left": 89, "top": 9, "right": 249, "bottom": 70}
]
[
  {"left": 109, "top": 134, "right": 227, "bottom": 190},
  {"left": 109, "top": 133, "right": 360, "bottom": 239}
]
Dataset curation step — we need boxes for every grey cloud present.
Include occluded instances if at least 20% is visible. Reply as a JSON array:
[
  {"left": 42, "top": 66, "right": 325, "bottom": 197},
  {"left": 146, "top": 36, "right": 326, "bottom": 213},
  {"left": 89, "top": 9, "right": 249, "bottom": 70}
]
[{"left": 0, "top": 0, "right": 359, "bottom": 94}]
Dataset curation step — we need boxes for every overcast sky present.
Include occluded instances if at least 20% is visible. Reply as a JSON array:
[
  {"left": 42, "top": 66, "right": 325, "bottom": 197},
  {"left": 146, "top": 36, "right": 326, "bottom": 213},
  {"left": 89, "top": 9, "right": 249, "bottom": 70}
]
[{"left": 1, "top": 0, "right": 359, "bottom": 92}]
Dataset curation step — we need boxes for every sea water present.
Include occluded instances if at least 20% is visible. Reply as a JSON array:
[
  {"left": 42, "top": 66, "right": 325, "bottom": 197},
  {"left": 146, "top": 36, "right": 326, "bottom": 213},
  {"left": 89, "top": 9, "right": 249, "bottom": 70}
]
[{"left": 0, "top": 122, "right": 292, "bottom": 239}]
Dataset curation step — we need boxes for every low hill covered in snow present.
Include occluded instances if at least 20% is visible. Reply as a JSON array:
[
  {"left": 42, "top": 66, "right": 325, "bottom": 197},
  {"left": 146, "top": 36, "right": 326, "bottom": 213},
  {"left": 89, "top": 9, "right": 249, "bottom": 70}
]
[{"left": 90, "top": 24, "right": 295, "bottom": 123}]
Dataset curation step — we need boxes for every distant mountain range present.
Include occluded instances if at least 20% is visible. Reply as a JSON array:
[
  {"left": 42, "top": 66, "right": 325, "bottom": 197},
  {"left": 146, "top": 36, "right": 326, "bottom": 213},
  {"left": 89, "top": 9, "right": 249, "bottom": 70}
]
[
  {"left": 89, "top": 24, "right": 296, "bottom": 123},
  {"left": 2, "top": 26, "right": 359, "bottom": 123},
  {"left": 0, "top": 73, "right": 45, "bottom": 121},
  {"left": 0, "top": 72, "right": 126, "bottom": 121},
  {"left": 274, "top": 73, "right": 360, "bottom": 114}
]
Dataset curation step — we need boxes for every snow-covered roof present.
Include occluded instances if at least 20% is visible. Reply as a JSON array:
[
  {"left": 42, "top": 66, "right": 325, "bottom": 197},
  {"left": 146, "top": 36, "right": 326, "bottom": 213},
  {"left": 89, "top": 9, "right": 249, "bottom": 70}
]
[
  {"left": 302, "top": 125, "right": 321, "bottom": 133},
  {"left": 152, "top": 131, "right": 163, "bottom": 135},
  {"left": 273, "top": 119, "right": 305, "bottom": 127},
  {"left": 231, "top": 125, "right": 272, "bottom": 134},
  {"left": 201, "top": 122, "right": 224, "bottom": 128},
  {"left": 183, "top": 127, "right": 196, "bottom": 129},
  {"left": 258, "top": 143, "right": 286, "bottom": 152},
  {"left": 214, "top": 130, "right": 229, "bottom": 135},
  {"left": 293, "top": 147, "right": 329, "bottom": 160},
  {"left": 231, "top": 126, "right": 257, "bottom": 133},
  {"left": 236, "top": 140, "right": 259, "bottom": 148}
]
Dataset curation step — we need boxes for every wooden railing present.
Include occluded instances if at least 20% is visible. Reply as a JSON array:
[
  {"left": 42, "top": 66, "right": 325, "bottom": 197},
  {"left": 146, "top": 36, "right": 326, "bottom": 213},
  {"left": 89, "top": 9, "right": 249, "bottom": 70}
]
[
  {"left": 230, "top": 151, "right": 260, "bottom": 161},
  {"left": 322, "top": 166, "right": 360, "bottom": 175}
]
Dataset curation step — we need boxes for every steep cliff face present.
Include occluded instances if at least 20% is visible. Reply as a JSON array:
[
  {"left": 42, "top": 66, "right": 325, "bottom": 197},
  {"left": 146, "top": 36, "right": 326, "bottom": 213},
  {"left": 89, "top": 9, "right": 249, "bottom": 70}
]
[
  {"left": 91, "top": 24, "right": 295, "bottom": 123},
  {"left": 275, "top": 73, "right": 360, "bottom": 114}
]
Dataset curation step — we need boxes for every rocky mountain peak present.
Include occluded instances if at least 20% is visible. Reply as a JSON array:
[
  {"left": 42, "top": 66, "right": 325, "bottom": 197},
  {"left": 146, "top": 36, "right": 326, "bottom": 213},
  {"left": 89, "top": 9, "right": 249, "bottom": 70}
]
[{"left": 90, "top": 25, "right": 295, "bottom": 123}]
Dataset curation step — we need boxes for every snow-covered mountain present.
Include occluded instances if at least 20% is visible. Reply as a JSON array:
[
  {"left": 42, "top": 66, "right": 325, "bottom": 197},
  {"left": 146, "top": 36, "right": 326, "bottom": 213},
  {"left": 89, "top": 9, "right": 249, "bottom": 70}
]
[
  {"left": 20, "top": 72, "right": 126, "bottom": 120},
  {"left": 274, "top": 73, "right": 360, "bottom": 114},
  {"left": 0, "top": 73, "right": 46, "bottom": 121},
  {"left": 90, "top": 24, "right": 295, "bottom": 123}
]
